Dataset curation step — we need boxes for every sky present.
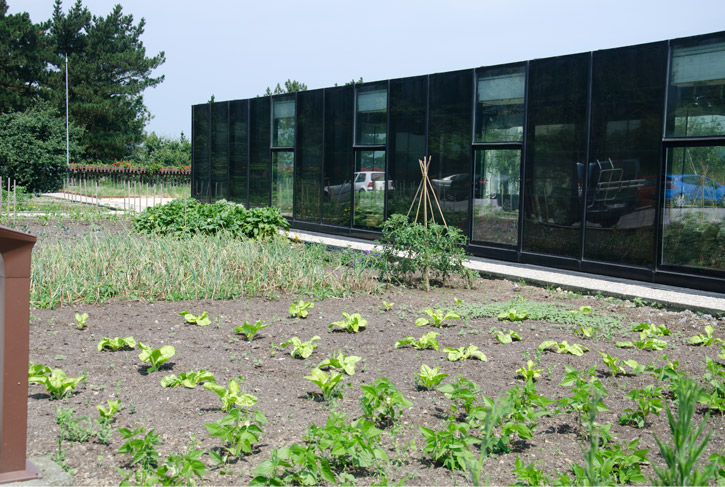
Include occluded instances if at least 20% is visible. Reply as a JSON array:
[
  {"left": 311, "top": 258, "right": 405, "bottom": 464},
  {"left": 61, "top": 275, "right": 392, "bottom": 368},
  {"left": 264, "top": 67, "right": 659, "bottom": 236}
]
[{"left": 8, "top": 0, "right": 725, "bottom": 139}]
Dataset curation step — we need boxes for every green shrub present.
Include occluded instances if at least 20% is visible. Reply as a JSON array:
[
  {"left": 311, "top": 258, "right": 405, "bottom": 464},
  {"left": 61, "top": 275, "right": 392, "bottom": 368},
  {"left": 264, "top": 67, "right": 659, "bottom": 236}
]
[
  {"left": 132, "top": 198, "right": 289, "bottom": 239},
  {"left": 375, "top": 214, "right": 473, "bottom": 290}
]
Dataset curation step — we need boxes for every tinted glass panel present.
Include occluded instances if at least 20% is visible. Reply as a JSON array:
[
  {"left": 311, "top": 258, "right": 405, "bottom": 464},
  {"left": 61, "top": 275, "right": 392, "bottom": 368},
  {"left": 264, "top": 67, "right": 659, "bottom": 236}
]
[
  {"left": 475, "top": 66, "right": 525, "bottom": 142},
  {"left": 522, "top": 54, "right": 589, "bottom": 257},
  {"left": 273, "top": 95, "right": 295, "bottom": 147},
  {"left": 229, "top": 100, "right": 248, "bottom": 205},
  {"left": 662, "top": 145, "right": 725, "bottom": 271},
  {"left": 388, "top": 76, "right": 426, "bottom": 217},
  {"left": 472, "top": 149, "right": 520, "bottom": 245},
  {"left": 211, "top": 102, "right": 229, "bottom": 201},
  {"left": 354, "top": 151, "right": 386, "bottom": 228},
  {"left": 295, "top": 90, "right": 323, "bottom": 222},
  {"left": 273, "top": 151, "right": 294, "bottom": 217},
  {"left": 356, "top": 84, "right": 387, "bottom": 145},
  {"left": 323, "top": 86, "right": 353, "bottom": 226},
  {"left": 584, "top": 43, "right": 667, "bottom": 266},
  {"left": 192, "top": 104, "right": 209, "bottom": 201},
  {"left": 249, "top": 97, "right": 271, "bottom": 208},
  {"left": 667, "top": 37, "right": 725, "bottom": 137},
  {"left": 429, "top": 70, "right": 473, "bottom": 232}
]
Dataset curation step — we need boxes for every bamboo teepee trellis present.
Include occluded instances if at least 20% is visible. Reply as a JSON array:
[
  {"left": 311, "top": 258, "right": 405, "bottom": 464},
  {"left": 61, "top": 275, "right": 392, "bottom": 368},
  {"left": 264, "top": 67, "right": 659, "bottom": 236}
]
[{"left": 407, "top": 155, "right": 447, "bottom": 228}]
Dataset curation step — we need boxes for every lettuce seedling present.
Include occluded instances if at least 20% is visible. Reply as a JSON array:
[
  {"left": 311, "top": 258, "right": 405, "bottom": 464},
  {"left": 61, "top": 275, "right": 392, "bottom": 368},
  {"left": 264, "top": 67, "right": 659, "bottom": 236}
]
[
  {"left": 443, "top": 346, "right": 487, "bottom": 362},
  {"left": 317, "top": 350, "right": 361, "bottom": 376},
  {"left": 281, "top": 336, "right": 320, "bottom": 359},
  {"left": 97, "top": 336, "right": 137, "bottom": 352},
  {"left": 329, "top": 312, "right": 367, "bottom": 333},
  {"left": 161, "top": 369, "right": 217, "bottom": 388},
  {"left": 537, "top": 340, "right": 589, "bottom": 356},
  {"left": 138, "top": 343, "right": 176, "bottom": 373},
  {"left": 234, "top": 320, "right": 269, "bottom": 341},
  {"left": 382, "top": 300, "right": 395, "bottom": 311},
  {"left": 289, "top": 300, "right": 313, "bottom": 319},
  {"left": 689, "top": 325, "right": 724, "bottom": 346},
  {"left": 516, "top": 360, "right": 542, "bottom": 382},
  {"left": 632, "top": 322, "right": 671, "bottom": 337},
  {"left": 497, "top": 308, "right": 529, "bottom": 322},
  {"left": 493, "top": 329, "right": 521, "bottom": 344},
  {"left": 28, "top": 361, "right": 51, "bottom": 384},
  {"left": 179, "top": 310, "right": 211, "bottom": 327},
  {"left": 415, "top": 364, "right": 448, "bottom": 390},
  {"left": 304, "top": 368, "right": 345, "bottom": 402},
  {"left": 599, "top": 352, "right": 645, "bottom": 377},
  {"left": 74, "top": 312, "right": 89, "bottom": 330},
  {"left": 204, "top": 377, "right": 258, "bottom": 412},
  {"left": 395, "top": 331, "right": 440, "bottom": 351},
  {"left": 569, "top": 305, "right": 592, "bottom": 315},
  {"left": 415, "top": 308, "right": 460, "bottom": 328},
  {"left": 35, "top": 368, "right": 87, "bottom": 399},
  {"left": 719, "top": 345, "right": 725, "bottom": 361},
  {"left": 574, "top": 326, "right": 594, "bottom": 338},
  {"left": 97, "top": 399, "right": 121, "bottom": 420},
  {"left": 616, "top": 337, "right": 667, "bottom": 351}
]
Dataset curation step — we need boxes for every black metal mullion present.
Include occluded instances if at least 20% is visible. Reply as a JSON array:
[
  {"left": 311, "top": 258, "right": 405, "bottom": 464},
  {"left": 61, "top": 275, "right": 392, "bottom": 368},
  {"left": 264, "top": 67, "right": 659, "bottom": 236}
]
[
  {"left": 579, "top": 52, "right": 594, "bottom": 264},
  {"left": 518, "top": 61, "right": 530, "bottom": 257}
]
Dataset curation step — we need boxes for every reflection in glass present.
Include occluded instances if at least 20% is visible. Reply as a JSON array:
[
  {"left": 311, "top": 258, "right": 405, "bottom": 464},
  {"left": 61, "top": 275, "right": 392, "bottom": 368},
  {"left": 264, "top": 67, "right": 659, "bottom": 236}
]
[
  {"left": 354, "top": 151, "right": 386, "bottom": 228},
  {"left": 667, "top": 38, "right": 725, "bottom": 137},
  {"left": 273, "top": 96, "right": 295, "bottom": 147},
  {"left": 249, "top": 97, "right": 271, "bottom": 208},
  {"left": 295, "top": 90, "right": 323, "bottom": 222},
  {"left": 211, "top": 102, "right": 229, "bottom": 201},
  {"left": 356, "top": 85, "right": 387, "bottom": 145},
  {"left": 662, "top": 146, "right": 725, "bottom": 271},
  {"left": 192, "top": 104, "right": 209, "bottom": 201},
  {"left": 229, "top": 100, "right": 248, "bottom": 205},
  {"left": 273, "top": 151, "right": 294, "bottom": 217},
  {"left": 475, "top": 66, "right": 525, "bottom": 142},
  {"left": 323, "top": 86, "right": 353, "bottom": 226},
  {"left": 472, "top": 150, "right": 520, "bottom": 245},
  {"left": 584, "top": 43, "right": 667, "bottom": 266}
]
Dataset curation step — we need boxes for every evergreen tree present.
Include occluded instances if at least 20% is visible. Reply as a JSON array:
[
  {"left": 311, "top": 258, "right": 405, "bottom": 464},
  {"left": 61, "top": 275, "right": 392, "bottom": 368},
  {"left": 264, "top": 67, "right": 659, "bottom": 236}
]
[{"left": 264, "top": 79, "right": 307, "bottom": 96}]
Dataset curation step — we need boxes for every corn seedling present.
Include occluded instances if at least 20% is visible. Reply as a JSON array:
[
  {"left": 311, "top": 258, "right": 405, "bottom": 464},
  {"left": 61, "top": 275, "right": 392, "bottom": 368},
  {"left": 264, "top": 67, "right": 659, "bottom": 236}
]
[
  {"left": 97, "top": 336, "right": 137, "bottom": 352},
  {"left": 415, "top": 364, "right": 448, "bottom": 390},
  {"left": 304, "top": 368, "right": 345, "bottom": 402},
  {"left": 415, "top": 308, "right": 460, "bottom": 328},
  {"left": 317, "top": 350, "right": 361, "bottom": 375},
  {"left": 689, "top": 325, "right": 724, "bottom": 346},
  {"left": 538, "top": 340, "right": 589, "bottom": 356},
  {"left": 492, "top": 329, "right": 521, "bottom": 344},
  {"left": 395, "top": 331, "right": 440, "bottom": 350},
  {"left": 161, "top": 369, "right": 216, "bottom": 388},
  {"left": 281, "top": 336, "right": 320, "bottom": 359},
  {"left": 443, "top": 345, "right": 487, "bottom": 362},
  {"left": 138, "top": 343, "right": 176, "bottom": 373},
  {"left": 329, "top": 312, "right": 367, "bottom": 333},
  {"left": 204, "top": 377, "right": 258, "bottom": 412},
  {"left": 74, "top": 312, "right": 89, "bottom": 330},
  {"left": 234, "top": 320, "right": 269, "bottom": 341},
  {"left": 289, "top": 300, "right": 313, "bottom": 318},
  {"left": 179, "top": 310, "right": 211, "bottom": 327}
]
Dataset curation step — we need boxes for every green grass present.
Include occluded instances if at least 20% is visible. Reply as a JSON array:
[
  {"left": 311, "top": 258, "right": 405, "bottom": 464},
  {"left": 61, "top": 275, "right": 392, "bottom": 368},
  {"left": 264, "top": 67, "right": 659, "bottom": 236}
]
[{"left": 30, "top": 232, "right": 380, "bottom": 308}]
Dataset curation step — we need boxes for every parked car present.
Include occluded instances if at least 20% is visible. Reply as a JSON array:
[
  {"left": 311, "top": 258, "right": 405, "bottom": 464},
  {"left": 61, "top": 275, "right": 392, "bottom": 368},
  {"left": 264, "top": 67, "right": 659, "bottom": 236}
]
[{"left": 664, "top": 174, "right": 725, "bottom": 207}]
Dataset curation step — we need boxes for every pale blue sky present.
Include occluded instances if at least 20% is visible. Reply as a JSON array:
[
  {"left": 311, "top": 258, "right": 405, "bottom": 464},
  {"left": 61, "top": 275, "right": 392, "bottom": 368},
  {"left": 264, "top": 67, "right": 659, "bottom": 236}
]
[{"left": 9, "top": 0, "right": 725, "bottom": 139}]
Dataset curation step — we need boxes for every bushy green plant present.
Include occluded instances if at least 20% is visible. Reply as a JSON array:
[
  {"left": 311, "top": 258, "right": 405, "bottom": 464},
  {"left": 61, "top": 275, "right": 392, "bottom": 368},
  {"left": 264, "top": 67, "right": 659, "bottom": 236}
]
[
  {"left": 204, "top": 377, "right": 258, "bottom": 412},
  {"left": 205, "top": 408, "right": 268, "bottom": 465},
  {"left": 443, "top": 345, "right": 487, "bottom": 362},
  {"left": 395, "top": 331, "right": 440, "bottom": 350},
  {"left": 161, "top": 370, "right": 216, "bottom": 389},
  {"left": 138, "top": 343, "right": 176, "bottom": 373},
  {"left": 234, "top": 320, "right": 269, "bottom": 341},
  {"left": 281, "top": 336, "right": 320, "bottom": 359},
  {"left": 360, "top": 377, "right": 413, "bottom": 427},
  {"left": 375, "top": 214, "right": 474, "bottom": 291},
  {"left": 97, "top": 336, "right": 137, "bottom": 352},
  {"left": 328, "top": 312, "right": 367, "bottom": 332}
]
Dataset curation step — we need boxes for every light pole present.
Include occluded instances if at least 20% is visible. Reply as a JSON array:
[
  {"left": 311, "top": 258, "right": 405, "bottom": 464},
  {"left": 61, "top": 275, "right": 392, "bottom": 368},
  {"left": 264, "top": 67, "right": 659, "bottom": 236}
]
[{"left": 65, "top": 53, "right": 69, "bottom": 166}]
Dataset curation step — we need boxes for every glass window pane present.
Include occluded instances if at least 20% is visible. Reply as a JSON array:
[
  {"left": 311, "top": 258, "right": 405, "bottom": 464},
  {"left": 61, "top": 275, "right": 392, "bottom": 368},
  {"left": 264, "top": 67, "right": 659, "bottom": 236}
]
[
  {"left": 584, "top": 43, "right": 667, "bottom": 266},
  {"left": 429, "top": 70, "right": 473, "bottom": 233},
  {"left": 273, "top": 151, "right": 294, "bottom": 217},
  {"left": 662, "top": 146, "right": 725, "bottom": 271},
  {"left": 323, "top": 86, "right": 353, "bottom": 226},
  {"left": 249, "top": 97, "right": 271, "bottom": 208},
  {"left": 229, "top": 100, "right": 248, "bottom": 205},
  {"left": 388, "top": 76, "right": 426, "bottom": 218},
  {"left": 475, "top": 66, "right": 525, "bottom": 142},
  {"left": 192, "top": 104, "right": 209, "bottom": 201},
  {"left": 356, "top": 84, "right": 387, "bottom": 145},
  {"left": 295, "top": 90, "right": 323, "bottom": 222},
  {"left": 472, "top": 149, "right": 520, "bottom": 245},
  {"left": 273, "top": 95, "right": 295, "bottom": 147},
  {"left": 211, "top": 102, "right": 228, "bottom": 201},
  {"left": 667, "top": 37, "right": 725, "bottom": 137},
  {"left": 354, "top": 151, "right": 386, "bottom": 229},
  {"left": 522, "top": 54, "right": 589, "bottom": 257}
]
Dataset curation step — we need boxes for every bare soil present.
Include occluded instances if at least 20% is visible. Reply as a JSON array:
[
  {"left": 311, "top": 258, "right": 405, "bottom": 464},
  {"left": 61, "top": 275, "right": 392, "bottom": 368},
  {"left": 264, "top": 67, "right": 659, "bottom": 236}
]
[{"left": 24, "top": 221, "right": 725, "bottom": 486}]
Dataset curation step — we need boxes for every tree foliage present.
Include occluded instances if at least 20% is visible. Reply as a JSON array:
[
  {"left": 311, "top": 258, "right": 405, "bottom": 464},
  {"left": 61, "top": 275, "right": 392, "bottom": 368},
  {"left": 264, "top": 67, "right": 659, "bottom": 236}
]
[
  {"left": 264, "top": 79, "right": 307, "bottom": 96},
  {"left": 132, "top": 132, "right": 191, "bottom": 168}
]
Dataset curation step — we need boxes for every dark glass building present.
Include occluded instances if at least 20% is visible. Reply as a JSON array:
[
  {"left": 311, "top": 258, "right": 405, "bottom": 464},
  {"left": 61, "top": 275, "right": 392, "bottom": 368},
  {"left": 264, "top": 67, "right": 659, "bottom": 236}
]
[{"left": 192, "top": 31, "right": 725, "bottom": 293}]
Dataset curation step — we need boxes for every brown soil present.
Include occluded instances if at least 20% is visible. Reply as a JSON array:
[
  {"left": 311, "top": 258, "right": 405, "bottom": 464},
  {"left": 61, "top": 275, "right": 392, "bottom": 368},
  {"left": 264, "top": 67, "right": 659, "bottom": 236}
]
[{"left": 23, "top": 222, "right": 725, "bottom": 486}]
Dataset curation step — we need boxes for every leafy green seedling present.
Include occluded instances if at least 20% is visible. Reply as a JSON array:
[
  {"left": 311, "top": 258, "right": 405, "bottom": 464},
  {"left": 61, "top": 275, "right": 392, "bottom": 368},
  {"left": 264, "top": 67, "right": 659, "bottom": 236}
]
[
  {"left": 632, "top": 322, "right": 671, "bottom": 338},
  {"left": 304, "top": 368, "right": 345, "bottom": 402},
  {"left": 415, "top": 364, "right": 448, "bottom": 390},
  {"left": 574, "top": 327, "right": 594, "bottom": 338},
  {"left": 97, "top": 336, "right": 137, "bottom": 352},
  {"left": 289, "top": 300, "right": 313, "bottom": 318},
  {"left": 317, "top": 350, "right": 361, "bottom": 376},
  {"left": 599, "top": 352, "right": 645, "bottom": 376},
  {"left": 138, "top": 343, "right": 176, "bottom": 373},
  {"left": 28, "top": 361, "right": 51, "bottom": 383},
  {"left": 329, "top": 312, "right": 367, "bottom": 333},
  {"left": 415, "top": 308, "right": 460, "bottom": 328},
  {"left": 161, "top": 369, "right": 216, "bottom": 388},
  {"left": 516, "top": 360, "right": 542, "bottom": 382},
  {"left": 205, "top": 408, "right": 268, "bottom": 465},
  {"left": 454, "top": 297, "right": 464, "bottom": 305},
  {"left": 97, "top": 399, "right": 121, "bottom": 420},
  {"left": 689, "top": 325, "right": 723, "bottom": 346},
  {"left": 538, "top": 340, "right": 589, "bottom": 356},
  {"left": 281, "top": 336, "right": 320, "bottom": 359},
  {"left": 382, "top": 300, "right": 395, "bottom": 311},
  {"left": 493, "top": 329, "right": 522, "bottom": 344},
  {"left": 360, "top": 377, "right": 413, "bottom": 426},
  {"left": 719, "top": 345, "right": 725, "bottom": 361},
  {"left": 570, "top": 305, "right": 592, "bottom": 315},
  {"left": 204, "top": 377, "right": 258, "bottom": 412},
  {"left": 395, "top": 331, "right": 440, "bottom": 350},
  {"left": 616, "top": 337, "right": 667, "bottom": 351},
  {"left": 32, "top": 368, "right": 86, "bottom": 399},
  {"left": 234, "top": 320, "right": 269, "bottom": 342},
  {"left": 619, "top": 384, "right": 663, "bottom": 428},
  {"left": 443, "top": 346, "right": 487, "bottom": 362},
  {"left": 179, "top": 310, "right": 211, "bottom": 327},
  {"left": 497, "top": 308, "right": 529, "bottom": 322},
  {"left": 74, "top": 312, "right": 89, "bottom": 330}
]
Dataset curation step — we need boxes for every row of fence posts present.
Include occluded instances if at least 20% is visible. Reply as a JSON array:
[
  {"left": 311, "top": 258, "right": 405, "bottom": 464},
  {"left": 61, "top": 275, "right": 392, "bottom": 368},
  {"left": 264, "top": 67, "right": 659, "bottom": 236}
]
[{"left": 63, "top": 175, "right": 166, "bottom": 212}]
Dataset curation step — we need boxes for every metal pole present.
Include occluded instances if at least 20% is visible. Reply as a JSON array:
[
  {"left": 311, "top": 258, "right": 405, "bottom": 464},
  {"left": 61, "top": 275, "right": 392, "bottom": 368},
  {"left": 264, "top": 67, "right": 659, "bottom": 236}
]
[{"left": 65, "top": 54, "right": 69, "bottom": 166}]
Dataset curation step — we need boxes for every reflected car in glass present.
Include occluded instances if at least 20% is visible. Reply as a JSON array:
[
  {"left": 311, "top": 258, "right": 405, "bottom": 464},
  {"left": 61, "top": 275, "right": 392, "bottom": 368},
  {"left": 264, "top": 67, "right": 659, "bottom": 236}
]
[{"left": 665, "top": 174, "right": 725, "bottom": 207}]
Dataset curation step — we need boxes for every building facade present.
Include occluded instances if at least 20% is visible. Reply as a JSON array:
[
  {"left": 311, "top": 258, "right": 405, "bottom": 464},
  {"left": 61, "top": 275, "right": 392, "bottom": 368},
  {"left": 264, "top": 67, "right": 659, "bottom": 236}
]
[{"left": 192, "top": 31, "right": 725, "bottom": 293}]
